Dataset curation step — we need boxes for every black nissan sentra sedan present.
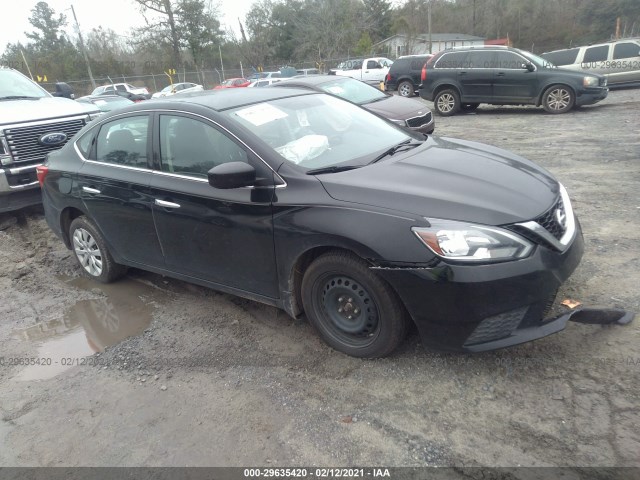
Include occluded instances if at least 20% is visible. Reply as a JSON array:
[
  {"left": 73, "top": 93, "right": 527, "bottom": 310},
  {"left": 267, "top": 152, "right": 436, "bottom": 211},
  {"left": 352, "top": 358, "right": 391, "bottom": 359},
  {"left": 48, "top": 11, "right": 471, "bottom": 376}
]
[{"left": 37, "top": 88, "right": 584, "bottom": 358}]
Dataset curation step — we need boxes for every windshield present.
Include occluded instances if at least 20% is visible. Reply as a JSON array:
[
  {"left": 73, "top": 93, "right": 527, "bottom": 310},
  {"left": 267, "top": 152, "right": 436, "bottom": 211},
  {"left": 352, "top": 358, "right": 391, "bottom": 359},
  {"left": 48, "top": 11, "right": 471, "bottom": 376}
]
[
  {"left": 318, "top": 77, "right": 387, "bottom": 105},
  {"left": 226, "top": 94, "right": 411, "bottom": 170},
  {"left": 518, "top": 49, "right": 556, "bottom": 68},
  {"left": 161, "top": 85, "right": 174, "bottom": 92},
  {"left": 0, "top": 69, "right": 50, "bottom": 99}
]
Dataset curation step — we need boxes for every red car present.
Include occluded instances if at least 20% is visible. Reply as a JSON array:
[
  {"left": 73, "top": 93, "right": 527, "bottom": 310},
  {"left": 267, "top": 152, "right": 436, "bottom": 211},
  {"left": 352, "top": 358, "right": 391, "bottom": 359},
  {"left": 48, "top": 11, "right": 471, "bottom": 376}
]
[{"left": 214, "top": 78, "right": 250, "bottom": 89}]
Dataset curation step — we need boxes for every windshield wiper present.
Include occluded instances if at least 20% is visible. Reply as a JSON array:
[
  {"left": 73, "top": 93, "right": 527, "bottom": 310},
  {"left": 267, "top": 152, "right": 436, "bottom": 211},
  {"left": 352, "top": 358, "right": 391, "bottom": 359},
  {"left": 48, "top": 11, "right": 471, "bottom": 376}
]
[
  {"left": 0, "top": 95, "right": 41, "bottom": 101},
  {"left": 306, "top": 165, "right": 362, "bottom": 175},
  {"left": 368, "top": 139, "right": 423, "bottom": 165}
]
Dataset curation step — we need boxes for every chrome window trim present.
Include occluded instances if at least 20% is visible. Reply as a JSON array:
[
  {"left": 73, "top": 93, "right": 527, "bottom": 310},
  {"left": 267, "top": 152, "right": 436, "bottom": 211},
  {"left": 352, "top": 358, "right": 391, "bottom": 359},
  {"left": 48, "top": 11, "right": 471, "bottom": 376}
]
[
  {"left": 151, "top": 169, "right": 284, "bottom": 189},
  {"left": 83, "top": 158, "right": 151, "bottom": 173},
  {"left": 74, "top": 108, "right": 287, "bottom": 188},
  {"left": 514, "top": 184, "right": 576, "bottom": 252}
]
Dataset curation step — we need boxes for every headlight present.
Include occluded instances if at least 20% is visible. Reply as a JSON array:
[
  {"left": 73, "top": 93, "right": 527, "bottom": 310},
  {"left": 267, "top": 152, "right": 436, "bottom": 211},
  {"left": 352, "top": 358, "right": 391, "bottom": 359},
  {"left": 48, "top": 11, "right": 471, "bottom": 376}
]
[
  {"left": 412, "top": 220, "right": 533, "bottom": 263},
  {"left": 583, "top": 76, "right": 599, "bottom": 87}
]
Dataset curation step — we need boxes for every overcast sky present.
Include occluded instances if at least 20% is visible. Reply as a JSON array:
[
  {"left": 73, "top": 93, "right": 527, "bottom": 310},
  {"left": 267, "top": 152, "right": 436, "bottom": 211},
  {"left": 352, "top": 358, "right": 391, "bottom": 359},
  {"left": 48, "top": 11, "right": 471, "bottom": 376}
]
[{"left": 0, "top": 0, "right": 252, "bottom": 53}]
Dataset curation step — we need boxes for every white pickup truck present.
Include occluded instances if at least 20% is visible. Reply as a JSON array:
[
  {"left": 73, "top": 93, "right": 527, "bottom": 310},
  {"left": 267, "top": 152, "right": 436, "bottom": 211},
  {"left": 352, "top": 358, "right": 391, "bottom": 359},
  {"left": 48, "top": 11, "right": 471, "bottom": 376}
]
[
  {"left": 330, "top": 57, "right": 394, "bottom": 86},
  {"left": 0, "top": 67, "right": 100, "bottom": 212}
]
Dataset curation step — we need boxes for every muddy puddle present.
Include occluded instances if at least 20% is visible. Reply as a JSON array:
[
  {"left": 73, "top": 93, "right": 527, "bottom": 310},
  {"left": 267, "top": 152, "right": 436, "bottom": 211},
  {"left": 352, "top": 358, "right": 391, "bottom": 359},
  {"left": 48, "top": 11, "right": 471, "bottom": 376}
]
[{"left": 13, "top": 275, "right": 167, "bottom": 381}]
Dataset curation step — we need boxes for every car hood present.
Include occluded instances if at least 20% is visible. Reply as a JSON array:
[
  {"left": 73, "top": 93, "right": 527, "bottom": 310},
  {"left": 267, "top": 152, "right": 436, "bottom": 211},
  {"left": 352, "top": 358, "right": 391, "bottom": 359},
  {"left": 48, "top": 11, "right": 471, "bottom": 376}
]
[
  {"left": 317, "top": 136, "right": 559, "bottom": 226},
  {"left": 364, "top": 95, "right": 428, "bottom": 121},
  {"left": 0, "top": 97, "right": 99, "bottom": 126}
]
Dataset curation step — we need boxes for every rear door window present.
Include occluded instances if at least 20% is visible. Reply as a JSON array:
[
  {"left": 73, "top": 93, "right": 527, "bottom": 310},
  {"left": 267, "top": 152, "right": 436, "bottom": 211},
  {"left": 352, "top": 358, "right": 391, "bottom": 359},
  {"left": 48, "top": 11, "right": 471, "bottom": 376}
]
[
  {"left": 94, "top": 115, "right": 150, "bottom": 168},
  {"left": 583, "top": 45, "right": 609, "bottom": 63},
  {"left": 467, "top": 51, "right": 496, "bottom": 69},
  {"left": 435, "top": 52, "right": 468, "bottom": 69}
]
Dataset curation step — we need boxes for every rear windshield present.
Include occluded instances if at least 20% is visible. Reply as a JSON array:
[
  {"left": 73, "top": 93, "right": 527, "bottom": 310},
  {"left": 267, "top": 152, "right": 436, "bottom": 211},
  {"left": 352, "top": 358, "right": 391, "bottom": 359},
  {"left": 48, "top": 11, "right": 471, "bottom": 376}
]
[{"left": 541, "top": 49, "right": 580, "bottom": 66}]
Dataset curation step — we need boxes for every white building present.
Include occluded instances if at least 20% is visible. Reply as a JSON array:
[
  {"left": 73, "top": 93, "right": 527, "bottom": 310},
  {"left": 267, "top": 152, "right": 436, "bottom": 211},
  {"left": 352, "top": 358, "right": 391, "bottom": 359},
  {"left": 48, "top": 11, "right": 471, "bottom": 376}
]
[{"left": 374, "top": 33, "right": 487, "bottom": 57}]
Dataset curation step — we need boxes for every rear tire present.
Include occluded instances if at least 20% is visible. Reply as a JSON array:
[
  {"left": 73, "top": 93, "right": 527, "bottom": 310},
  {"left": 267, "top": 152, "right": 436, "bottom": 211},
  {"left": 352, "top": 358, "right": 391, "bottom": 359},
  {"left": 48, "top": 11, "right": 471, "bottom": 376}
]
[
  {"left": 542, "top": 85, "right": 575, "bottom": 113},
  {"left": 69, "top": 216, "right": 127, "bottom": 283},
  {"left": 301, "top": 251, "right": 409, "bottom": 358},
  {"left": 434, "top": 89, "right": 460, "bottom": 116},
  {"left": 398, "top": 81, "right": 415, "bottom": 97}
]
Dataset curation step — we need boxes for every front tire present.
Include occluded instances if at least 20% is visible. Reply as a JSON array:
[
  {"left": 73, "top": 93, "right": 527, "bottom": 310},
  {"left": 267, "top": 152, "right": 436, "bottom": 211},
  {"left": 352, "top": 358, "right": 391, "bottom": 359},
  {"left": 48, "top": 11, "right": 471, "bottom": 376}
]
[
  {"left": 542, "top": 85, "right": 575, "bottom": 113},
  {"left": 398, "top": 80, "right": 415, "bottom": 97},
  {"left": 434, "top": 89, "right": 460, "bottom": 116},
  {"left": 301, "top": 251, "right": 409, "bottom": 358},
  {"left": 69, "top": 216, "right": 126, "bottom": 283}
]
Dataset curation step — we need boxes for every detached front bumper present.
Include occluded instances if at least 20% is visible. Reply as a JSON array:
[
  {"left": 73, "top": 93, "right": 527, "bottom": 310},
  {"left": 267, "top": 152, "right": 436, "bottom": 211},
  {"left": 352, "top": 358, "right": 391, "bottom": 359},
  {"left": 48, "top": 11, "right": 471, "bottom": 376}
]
[{"left": 376, "top": 224, "right": 585, "bottom": 352}]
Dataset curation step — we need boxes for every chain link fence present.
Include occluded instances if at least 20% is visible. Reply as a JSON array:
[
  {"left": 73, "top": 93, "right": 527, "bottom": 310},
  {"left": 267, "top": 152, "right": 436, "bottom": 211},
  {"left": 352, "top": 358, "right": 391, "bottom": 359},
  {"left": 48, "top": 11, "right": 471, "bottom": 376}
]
[{"left": 37, "top": 54, "right": 389, "bottom": 97}]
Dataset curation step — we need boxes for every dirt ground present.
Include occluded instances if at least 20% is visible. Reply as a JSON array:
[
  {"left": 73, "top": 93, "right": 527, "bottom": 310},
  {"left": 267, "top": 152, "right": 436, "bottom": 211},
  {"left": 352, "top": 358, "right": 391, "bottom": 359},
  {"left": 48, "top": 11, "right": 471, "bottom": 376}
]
[{"left": 0, "top": 88, "right": 639, "bottom": 470}]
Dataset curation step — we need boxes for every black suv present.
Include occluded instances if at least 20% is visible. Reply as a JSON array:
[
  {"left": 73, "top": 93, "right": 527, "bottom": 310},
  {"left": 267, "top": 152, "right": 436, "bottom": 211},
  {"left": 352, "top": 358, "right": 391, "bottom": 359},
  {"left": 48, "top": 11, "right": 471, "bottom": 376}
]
[
  {"left": 385, "top": 55, "right": 432, "bottom": 97},
  {"left": 419, "top": 46, "right": 609, "bottom": 116}
]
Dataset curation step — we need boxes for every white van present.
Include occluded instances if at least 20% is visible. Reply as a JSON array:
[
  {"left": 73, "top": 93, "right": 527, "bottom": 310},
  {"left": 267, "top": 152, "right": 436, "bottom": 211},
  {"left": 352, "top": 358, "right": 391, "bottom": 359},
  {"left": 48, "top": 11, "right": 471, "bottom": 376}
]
[{"left": 541, "top": 38, "right": 640, "bottom": 87}]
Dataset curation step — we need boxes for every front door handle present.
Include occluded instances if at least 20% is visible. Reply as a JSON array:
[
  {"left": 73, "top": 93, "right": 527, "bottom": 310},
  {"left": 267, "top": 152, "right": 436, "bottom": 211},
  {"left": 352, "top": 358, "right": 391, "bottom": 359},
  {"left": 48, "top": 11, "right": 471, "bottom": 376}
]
[
  {"left": 82, "top": 186, "right": 101, "bottom": 194},
  {"left": 497, "top": 72, "right": 506, "bottom": 76},
  {"left": 155, "top": 199, "right": 181, "bottom": 209}
]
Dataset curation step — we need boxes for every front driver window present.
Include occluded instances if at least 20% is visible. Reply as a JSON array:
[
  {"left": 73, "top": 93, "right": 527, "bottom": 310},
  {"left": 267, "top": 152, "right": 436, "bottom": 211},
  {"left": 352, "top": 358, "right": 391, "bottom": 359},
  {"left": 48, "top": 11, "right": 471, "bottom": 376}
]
[{"left": 159, "top": 115, "right": 249, "bottom": 178}]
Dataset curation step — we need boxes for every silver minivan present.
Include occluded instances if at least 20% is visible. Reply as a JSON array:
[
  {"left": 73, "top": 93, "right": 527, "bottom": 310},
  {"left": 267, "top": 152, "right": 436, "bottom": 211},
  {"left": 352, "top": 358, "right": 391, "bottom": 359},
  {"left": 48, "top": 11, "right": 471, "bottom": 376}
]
[{"left": 541, "top": 38, "right": 640, "bottom": 87}]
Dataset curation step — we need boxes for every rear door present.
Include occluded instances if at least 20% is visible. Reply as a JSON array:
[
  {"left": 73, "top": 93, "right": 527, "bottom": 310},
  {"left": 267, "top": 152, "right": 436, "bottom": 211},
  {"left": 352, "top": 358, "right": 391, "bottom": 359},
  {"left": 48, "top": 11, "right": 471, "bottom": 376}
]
[
  {"left": 77, "top": 113, "right": 164, "bottom": 268},
  {"left": 149, "top": 112, "right": 279, "bottom": 297},
  {"left": 457, "top": 51, "right": 495, "bottom": 102}
]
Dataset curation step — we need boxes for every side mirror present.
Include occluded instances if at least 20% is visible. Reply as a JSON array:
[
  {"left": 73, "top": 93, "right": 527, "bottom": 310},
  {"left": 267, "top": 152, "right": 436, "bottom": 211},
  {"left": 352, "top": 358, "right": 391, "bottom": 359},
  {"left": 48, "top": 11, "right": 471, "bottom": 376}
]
[
  {"left": 524, "top": 62, "right": 535, "bottom": 72},
  {"left": 208, "top": 162, "right": 256, "bottom": 189}
]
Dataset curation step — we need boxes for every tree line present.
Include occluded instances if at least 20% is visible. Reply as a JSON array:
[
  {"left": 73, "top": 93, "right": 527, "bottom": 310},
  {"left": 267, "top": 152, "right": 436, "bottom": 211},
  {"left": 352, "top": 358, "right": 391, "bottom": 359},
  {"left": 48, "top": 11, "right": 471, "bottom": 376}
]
[{"left": 1, "top": 0, "right": 639, "bottom": 86}]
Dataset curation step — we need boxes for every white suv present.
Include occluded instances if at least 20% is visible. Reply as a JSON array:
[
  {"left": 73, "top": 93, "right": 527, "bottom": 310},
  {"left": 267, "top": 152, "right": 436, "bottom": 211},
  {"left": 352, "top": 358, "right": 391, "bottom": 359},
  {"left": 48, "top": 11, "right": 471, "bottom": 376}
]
[{"left": 542, "top": 38, "right": 640, "bottom": 87}]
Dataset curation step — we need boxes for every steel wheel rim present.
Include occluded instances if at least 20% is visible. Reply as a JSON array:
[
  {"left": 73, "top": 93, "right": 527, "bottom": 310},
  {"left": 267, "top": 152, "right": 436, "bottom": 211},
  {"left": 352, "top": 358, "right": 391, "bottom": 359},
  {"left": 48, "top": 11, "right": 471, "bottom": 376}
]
[
  {"left": 547, "top": 88, "right": 571, "bottom": 110},
  {"left": 316, "top": 274, "right": 380, "bottom": 348},
  {"left": 437, "top": 93, "right": 455, "bottom": 113},
  {"left": 399, "top": 83, "right": 411, "bottom": 96},
  {"left": 72, "top": 228, "right": 103, "bottom": 276}
]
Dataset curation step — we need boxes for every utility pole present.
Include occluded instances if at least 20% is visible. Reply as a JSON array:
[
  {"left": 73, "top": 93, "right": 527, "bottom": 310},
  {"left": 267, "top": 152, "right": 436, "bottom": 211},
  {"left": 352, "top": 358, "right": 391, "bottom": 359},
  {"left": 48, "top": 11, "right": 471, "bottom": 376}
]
[
  {"left": 428, "top": 0, "right": 432, "bottom": 54},
  {"left": 70, "top": 5, "right": 96, "bottom": 89}
]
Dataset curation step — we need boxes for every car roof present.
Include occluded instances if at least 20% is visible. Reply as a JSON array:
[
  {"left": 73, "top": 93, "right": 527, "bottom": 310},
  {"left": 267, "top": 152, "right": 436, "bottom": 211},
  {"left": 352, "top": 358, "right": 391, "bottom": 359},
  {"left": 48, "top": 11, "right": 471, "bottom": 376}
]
[
  {"left": 142, "top": 88, "right": 317, "bottom": 111},
  {"left": 77, "top": 94, "right": 132, "bottom": 101},
  {"left": 275, "top": 75, "right": 350, "bottom": 87}
]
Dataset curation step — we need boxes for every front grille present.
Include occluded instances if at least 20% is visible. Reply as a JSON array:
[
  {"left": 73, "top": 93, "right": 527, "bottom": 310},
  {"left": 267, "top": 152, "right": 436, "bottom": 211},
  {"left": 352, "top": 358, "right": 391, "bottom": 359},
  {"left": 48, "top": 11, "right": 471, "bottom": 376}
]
[
  {"left": 464, "top": 306, "right": 528, "bottom": 346},
  {"left": 5, "top": 118, "right": 85, "bottom": 164},
  {"left": 535, "top": 197, "right": 566, "bottom": 240},
  {"left": 406, "top": 111, "right": 433, "bottom": 128}
]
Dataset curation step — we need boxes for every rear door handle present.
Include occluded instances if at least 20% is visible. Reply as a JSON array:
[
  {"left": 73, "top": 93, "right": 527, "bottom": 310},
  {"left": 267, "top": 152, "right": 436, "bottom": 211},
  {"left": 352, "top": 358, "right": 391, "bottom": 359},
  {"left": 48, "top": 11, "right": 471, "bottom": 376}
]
[
  {"left": 82, "top": 186, "right": 101, "bottom": 194},
  {"left": 155, "top": 199, "right": 181, "bottom": 209},
  {"left": 497, "top": 72, "right": 506, "bottom": 76}
]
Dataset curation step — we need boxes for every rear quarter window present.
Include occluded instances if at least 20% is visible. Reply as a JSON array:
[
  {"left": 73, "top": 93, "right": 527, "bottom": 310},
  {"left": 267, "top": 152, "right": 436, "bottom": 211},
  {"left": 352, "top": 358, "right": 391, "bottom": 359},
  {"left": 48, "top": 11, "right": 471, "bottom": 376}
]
[{"left": 613, "top": 42, "right": 640, "bottom": 60}]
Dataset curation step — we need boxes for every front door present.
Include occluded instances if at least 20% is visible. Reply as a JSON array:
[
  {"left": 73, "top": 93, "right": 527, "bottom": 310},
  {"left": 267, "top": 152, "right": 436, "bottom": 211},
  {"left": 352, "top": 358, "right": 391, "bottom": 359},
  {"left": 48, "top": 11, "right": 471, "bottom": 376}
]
[
  {"left": 149, "top": 113, "right": 279, "bottom": 298},
  {"left": 492, "top": 51, "right": 538, "bottom": 103}
]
